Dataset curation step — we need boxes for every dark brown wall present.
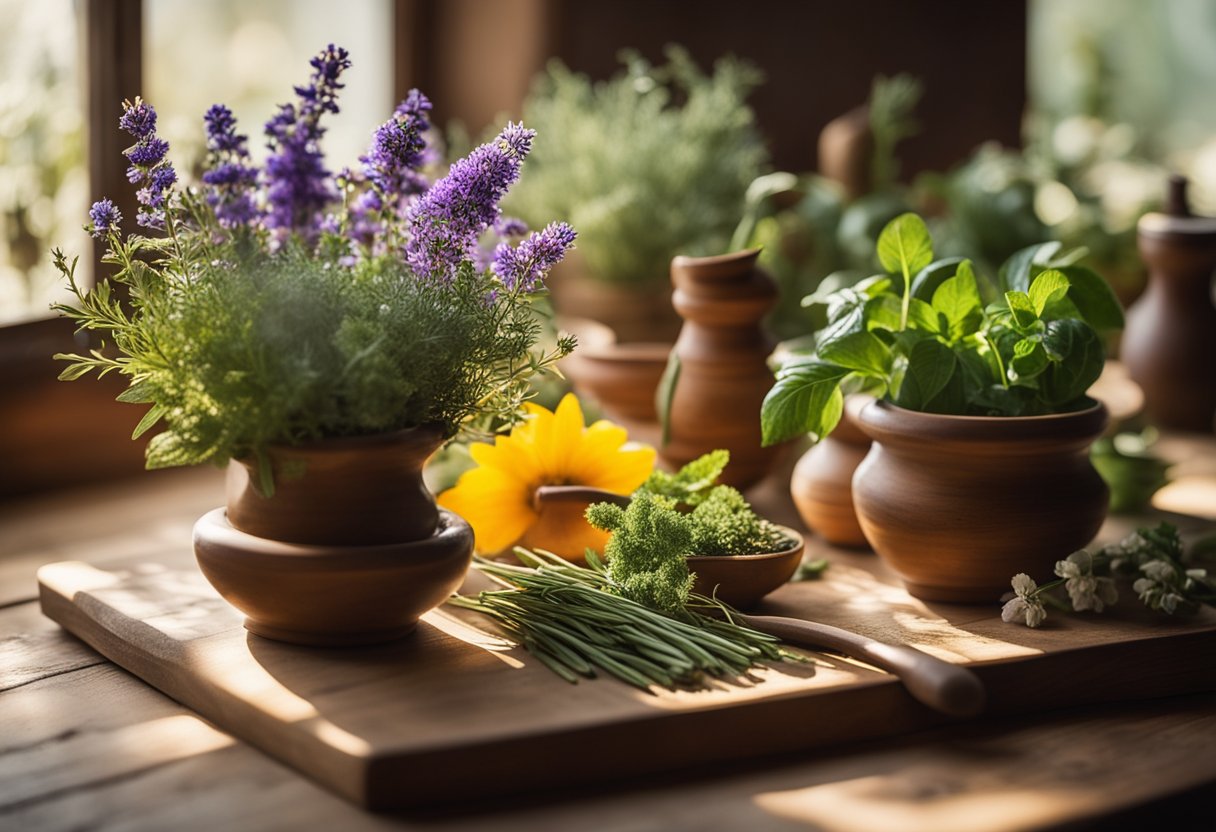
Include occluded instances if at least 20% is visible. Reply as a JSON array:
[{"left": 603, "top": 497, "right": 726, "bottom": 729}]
[{"left": 545, "top": 0, "right": 1027, "bottom": 175}]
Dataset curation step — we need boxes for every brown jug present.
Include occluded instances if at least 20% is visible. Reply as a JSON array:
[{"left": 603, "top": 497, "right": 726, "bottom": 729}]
[
  {"left": 660, "top": 249, "right": 785, "bottom": 489},
  {"left": 789, "top": 395, "right": 872, "bottom": 547},
  {"left": 1123, "top": 177, "right": 1216, "bottom": 432}
]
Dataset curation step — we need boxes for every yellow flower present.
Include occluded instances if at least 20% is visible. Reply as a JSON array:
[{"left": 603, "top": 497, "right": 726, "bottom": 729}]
[{"left": 438, "top": 394, "right": 655, "bottom": 554}]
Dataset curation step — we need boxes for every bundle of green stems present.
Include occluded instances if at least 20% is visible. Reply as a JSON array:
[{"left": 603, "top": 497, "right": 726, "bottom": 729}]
[{"left": 447, "top": 549, "right": 798, "bottom": 691}]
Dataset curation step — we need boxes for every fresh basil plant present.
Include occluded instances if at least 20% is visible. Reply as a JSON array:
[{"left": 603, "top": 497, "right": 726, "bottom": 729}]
[{"left": 761, "top": 212, "right": 1124, "bottom": 446}]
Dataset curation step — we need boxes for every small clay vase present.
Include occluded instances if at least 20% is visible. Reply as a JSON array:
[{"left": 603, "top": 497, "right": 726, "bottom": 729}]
[
  {"left": 1122, "top": 176, "right": 1216, "bottom": 431},
  {"left": 560, "top": 341, "right": 672, "bottom": 425},
  {"left": 194, "top": 426, "right": 474, "bottom": 646},
  {"left": 852, "top": 400, "right": 1109, "bottom": 604},
  {"left": 789, "top": 395, "right": 872, "bottom": 548},
  {"left": 818, "top": 105, "right": 873, "bottom": 202},
  {"left": 547, "top": 255, "right": 683, "bottom": 344},
  {"left": 661, "top": 249, "right": 785, "bottom": 490}
]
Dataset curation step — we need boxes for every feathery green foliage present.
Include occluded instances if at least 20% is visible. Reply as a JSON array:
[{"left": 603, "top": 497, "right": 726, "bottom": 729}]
[
  {"left": 506, "top": 46, "right": 768, "bottom": 284},
  {"left": 586, "top": 494, "right": 695, "bottom": 614}
]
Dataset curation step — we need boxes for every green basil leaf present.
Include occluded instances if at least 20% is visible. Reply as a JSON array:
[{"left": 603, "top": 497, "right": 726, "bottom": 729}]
[
  {"left": 761, "top": 360, "right": 849, "bottom": 445},
  {"left": 1058, "top": 265, "right": 1125, "bottom": 332},
  {"left": 1028, "top": 269, "right": 1070, "bottom": 316},
  {"left": 1005, "top": 290, "right": 1038, "bottom": 331},
  {"left": 908, "top": 297, "right": 947, "bottom": 334},
  {"left": 895, "top": 338, "right": 956, "bottom": 410},
  {"left": 931, "top": 260, "right": 983, "bottom": 340},
  {"left": 876, "top": 213, "right": 934, "bottom": 278},
  {"left": 816, "top": 288, "right": 868, "bottom": 348},
  {"left": 1009, "top": 337, "right": 1049, "bottom": 381},
  {"left": 910, "top": 256, "right": 967, "bottom": 301},
  {"left": 1039, "top": 319, "right": 1104, "bottom": 405},
  {"left": 864, "top": 294, "right": 903, "bottom": 333},
  {"left": 818, "top": 331, "right": 892, "bottom": 376}
]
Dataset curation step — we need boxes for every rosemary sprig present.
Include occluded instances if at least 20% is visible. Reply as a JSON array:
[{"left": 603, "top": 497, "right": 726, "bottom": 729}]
[{"left": 447, "top": 548, "right": 800, "bottom": 691}]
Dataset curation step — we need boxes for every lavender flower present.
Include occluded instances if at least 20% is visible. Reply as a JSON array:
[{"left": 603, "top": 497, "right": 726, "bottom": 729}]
[
  {"left": 202, "top": 104, "right": 259, "bottom": 229},
  {"left": 495, "top": 217, "right": 529, "bottom": 238},
  {"left": 119, "top": 98, "right": 176, "bottom": 230},
  {"left": 88, "top": 199, "right": 122, "bottom": 238},
  {"left": 361, "top": 89, "right": 432, "bottom": 199},
  {"left": 492, "top": 221, "right": 577, "bottom": 292},
  {"left": 406, "top": 121, "right": 536, "bottom": 281},
  {"left": 263, "top": 44, "right": 351, "bottom": 241}
]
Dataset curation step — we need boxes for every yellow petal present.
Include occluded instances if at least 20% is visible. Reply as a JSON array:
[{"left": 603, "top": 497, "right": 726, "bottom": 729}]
[
  {"left": 583, "top": 444, "right": 657, "bottom": 493},
  {"left": 438, "top": 467, "right": 536, "bottom": 554}
]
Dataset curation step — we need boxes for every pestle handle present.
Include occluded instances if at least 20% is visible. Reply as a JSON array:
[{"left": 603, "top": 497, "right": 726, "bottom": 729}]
[{"left": 736, "top": 613, "right": 986, "bottom": 717}]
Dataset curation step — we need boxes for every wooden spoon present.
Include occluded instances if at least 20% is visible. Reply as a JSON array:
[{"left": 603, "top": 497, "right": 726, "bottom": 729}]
[{"left": 731, "top": 612, "right": 985, "bottom": 717}]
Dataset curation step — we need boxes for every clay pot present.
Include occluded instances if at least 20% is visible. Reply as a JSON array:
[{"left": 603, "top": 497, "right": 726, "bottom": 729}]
[
  {"left": 689, "top": 527, "right": 805, "bottom": 609},
  {"left": 852, "top": 400, "right": 1109, "bottom": 604},
  {"left": 818, "top": 105, "right": 873, "bottom": 201},
  {"left": 662, "top": 249, "right": 786, "bottom": 489},
  {"left": 1122, "top": 178, "right": 1216, "bottom": 431},
  {"left": 194, "top": 426, "right": 474, "bottom": 646},
  {"left": 789, "top": 395, "right": 872, "bottom": 548},
  {"left": 547, "top": 256, "right": 682, "bottom": 344},
  {"left": 518, "top": 485, "right": 616, "bottom": 561},
  {"left": 560, "top": 341, "right": 671, "bottom": 425}
]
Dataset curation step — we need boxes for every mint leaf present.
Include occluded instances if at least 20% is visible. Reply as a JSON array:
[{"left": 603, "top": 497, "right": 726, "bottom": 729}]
[
  {"left": 818, "top": 331, "right": 892, "bottom": 376},
  {"left": 907, "top": 297, "right": 947, "bottom": 335},
  {"left": 761, "top": 360, "right": 849, "bottom": 445},
  {"left": 931, "top": 260, "right": 982, "bottom": 340},
  {"left": 895, "top": 338, "right": 956, "bottom": 409},
  {"left": 1010, "top": 337, "right": 1048, "bottom": 381},
  {"left": 1028, "top": 269, "right": 1070, "bottom": 316},
  {"left": 1000, "top": 241, "right": 1056, "bottom": 294},
  {"left": 911, "top": 256, "right": 967, "bottom": 301},
  {"left": 1005, "top": 290, "right": 1038, "bottom": 331},
  {"left": 877, "top": 213, "right": 934, "bottom": 278},
  {"left": 1040, "top": 319, "right": 1104, "bottom": 405},
  {"left": 1059, "top": 265, "right": 1125, "bottom": 332}
]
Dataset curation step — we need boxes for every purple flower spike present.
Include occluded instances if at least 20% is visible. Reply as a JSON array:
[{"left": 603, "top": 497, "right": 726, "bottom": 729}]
[
  {"left": 492, "top": 221, "right": 577, "bottom": 292},
  {"left": 118, "top": 98, "right": 157, "bottom": 139},
  {"left": 119, "top": 98, "right": 176, "bottom": 230},
  {"left": 406, "top": 121, "right": 537, "bottom": 282},
  {"left": 202, "top": 104, "right": 259, "bottom": 229},
  {"left": 88, "top": 199, "right": 122, "bottom": 238},
  {"left": 361, "top": 89, "right": 432, "bottom": 200},
  {"left": 263, "top": 44, "right": 352, "bottom": 240}
]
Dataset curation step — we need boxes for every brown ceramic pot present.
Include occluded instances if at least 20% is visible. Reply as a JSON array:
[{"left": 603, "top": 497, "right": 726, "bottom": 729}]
[
  {"left": 547, "top": 256, "right": 682, "bottom": 344},
  {"left": 662, "top": 249, "right": 787, "bottom": 489},
  {"left": 852, "top": 400, "right": 1109, "bottom": 603},
  {"left": 789, "top": 395, "right": 872, "bottom": 548},
  {"left": 194, "top": 426, "right": 474, "bottom": 646},
  {"left": 560, "top": 341, "right": 672, "bottom": 425},
  {"left": 1122, "top": 180, "right": 1216, "bottom": 432}
]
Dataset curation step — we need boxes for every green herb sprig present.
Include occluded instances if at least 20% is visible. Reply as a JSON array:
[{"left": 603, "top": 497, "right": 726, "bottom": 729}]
[
  {"left": 448, "top": 548, "right": 796, "bottom": 691},
  {"left": 761, "top": 212, "right": 1125, "bottom": 445}
]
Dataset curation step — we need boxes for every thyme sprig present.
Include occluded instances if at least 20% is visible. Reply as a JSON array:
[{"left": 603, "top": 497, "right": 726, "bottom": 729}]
[{"left": 448, "top": 548, "right": 800, "bottom": 691}]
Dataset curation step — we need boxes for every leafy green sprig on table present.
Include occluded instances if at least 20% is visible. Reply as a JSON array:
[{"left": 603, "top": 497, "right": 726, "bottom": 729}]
[
  {"left": 761, "top": 213, "right": 1125, "bottom": 446},
  {"left": 1002, "top": 524, "right": 1216, "bottom": 628},
  {"left": 448, "top": 548, "right": 797, "bottom": 691}
]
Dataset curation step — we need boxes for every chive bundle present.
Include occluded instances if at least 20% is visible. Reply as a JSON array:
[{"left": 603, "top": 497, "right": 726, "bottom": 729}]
[{"left": 447, "top": 548, "right": 797, "bottom": 691}]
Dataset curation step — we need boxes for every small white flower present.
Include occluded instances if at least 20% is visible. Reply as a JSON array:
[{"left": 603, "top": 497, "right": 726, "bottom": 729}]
[
  {"left": 1001, "top": 594, "right": 1047, "bottom": 628},
  {"left": 1011, "top": 573, "right": 1037, "bottom": 598},
  {"left": 1141, "top": 559, "right": 1176, "bottom": 582},
  {"left": 1161, "top": 592, "right": 1182, "bottom": 614}
]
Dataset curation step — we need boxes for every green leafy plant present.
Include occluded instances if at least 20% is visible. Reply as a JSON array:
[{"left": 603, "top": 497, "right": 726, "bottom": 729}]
[
  {"left": 761, "top": 212, "right": 1125, "bottom": 446},
  {"left": 506, "top": 46, "right": 768, "bottom": 285},
  {"left": 51, "top": 47, "right": 576, "bottom": 493}
]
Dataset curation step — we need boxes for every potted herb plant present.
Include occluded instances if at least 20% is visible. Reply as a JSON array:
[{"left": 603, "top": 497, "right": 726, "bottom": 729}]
[
  {"left": 761, "top": 213, "right": 1125, "bottom": 602},
  {"left": 52, "top": 45, "right": 576, "bottom": 645},
  {"left": 505, "top": 46, "right": 769, "bottom": 343}
]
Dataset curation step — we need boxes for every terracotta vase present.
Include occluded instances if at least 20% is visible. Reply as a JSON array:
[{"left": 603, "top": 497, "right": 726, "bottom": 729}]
[
  {"left": 789, "top": 395, "right": 872, "bottom": 548},
  {"left": 661, "top": 249, "right": 786, "bottom": 490},
  {"left": 560, "top": 341, "right": 671, "bottom": 425},
  {"left": 193, "top": 426, "right": 474, "bottom": 646},
  {"left": 852, "top": 400, "right": 1109, "bottom": 604},
  {"left": 547, "top": 256, "right": 682, "bottom": 344},
  {"left": 1122, "top": 178, "right": 1216, "bottom": 432}
]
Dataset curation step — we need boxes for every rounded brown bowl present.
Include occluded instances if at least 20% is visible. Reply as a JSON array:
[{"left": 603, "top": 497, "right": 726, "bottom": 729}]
[
  {"left": 688, "top": 526, "right": 805, "bottom": 609},
  {"left": 194, "top": 508, "right": 474, "bottom": 646}
]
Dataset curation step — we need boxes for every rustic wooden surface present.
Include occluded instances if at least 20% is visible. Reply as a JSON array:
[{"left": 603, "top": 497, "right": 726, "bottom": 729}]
[{"left": 3, "top": 431, "right": 1216, "bottom": 829}]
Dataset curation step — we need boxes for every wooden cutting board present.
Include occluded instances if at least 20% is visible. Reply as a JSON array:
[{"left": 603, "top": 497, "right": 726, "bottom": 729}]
[{"left": 37, "top": 548, "right": 1216, "bottom": 811}]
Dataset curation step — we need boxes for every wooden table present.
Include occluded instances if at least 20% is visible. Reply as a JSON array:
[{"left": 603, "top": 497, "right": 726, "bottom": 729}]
[{"left": 4, "top": 433, "right": 1216, "bottom": 832}]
